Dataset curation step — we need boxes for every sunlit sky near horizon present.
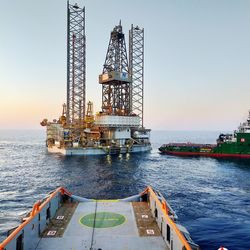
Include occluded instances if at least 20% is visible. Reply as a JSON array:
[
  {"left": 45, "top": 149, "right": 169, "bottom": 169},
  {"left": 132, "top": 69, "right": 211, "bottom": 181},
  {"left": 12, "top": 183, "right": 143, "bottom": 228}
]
[{"left": 0, "top": 0, "right": 250, "bottom": 130}]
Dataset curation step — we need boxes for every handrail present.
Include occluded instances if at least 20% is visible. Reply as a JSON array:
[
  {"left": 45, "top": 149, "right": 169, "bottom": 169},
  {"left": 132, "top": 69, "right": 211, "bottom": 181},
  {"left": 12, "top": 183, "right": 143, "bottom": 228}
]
[
  {"left": 0, "top": 187, "right": 71, "bottom": 250},
  {"left": 31, "top": 201, "right": 41, "bottom": 216},
  {"left": 147, "top": 186, "right": 192, "bottom": 250},
  {"left": 140, "top": 186, "right": 149, "bottom": 196}
]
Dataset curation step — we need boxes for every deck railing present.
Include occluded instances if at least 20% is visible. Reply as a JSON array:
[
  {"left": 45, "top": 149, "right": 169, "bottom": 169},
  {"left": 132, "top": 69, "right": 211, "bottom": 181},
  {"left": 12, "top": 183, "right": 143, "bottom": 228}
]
[
  {"left": 146, "top": 186, "right": 198, "bottom": 250},
  {"left": 0, "top": 187, "right": 71, "bottom": 250}
]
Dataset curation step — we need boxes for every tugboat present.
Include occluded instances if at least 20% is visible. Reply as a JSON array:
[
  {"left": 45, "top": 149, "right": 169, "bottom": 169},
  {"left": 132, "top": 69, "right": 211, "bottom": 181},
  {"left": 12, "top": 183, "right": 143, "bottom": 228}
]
[
  {"left": 0, "top": 186, "right": 199, "bottom": 250},
  {"left": 159, "top": 111, "right": 250, "bottom": 158}
]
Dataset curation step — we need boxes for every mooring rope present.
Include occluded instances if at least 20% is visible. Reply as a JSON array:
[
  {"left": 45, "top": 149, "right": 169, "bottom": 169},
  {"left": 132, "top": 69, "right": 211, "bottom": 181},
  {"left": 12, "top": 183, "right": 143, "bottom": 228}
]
[{"left": 89, "top": 200, "right": 98, "bottom": 250}]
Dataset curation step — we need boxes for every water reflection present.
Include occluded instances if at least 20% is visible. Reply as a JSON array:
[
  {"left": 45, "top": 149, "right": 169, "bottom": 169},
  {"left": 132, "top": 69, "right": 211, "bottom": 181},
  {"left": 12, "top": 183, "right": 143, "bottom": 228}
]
[
  {"left": 125, "top": 153, "right": 130, "bottom": 161},
  {"left": 53, "top": 153, "right": 147, "bottom": 199},
  {"left": 106, "top": 154, "right": 112, "bottom": 165}
]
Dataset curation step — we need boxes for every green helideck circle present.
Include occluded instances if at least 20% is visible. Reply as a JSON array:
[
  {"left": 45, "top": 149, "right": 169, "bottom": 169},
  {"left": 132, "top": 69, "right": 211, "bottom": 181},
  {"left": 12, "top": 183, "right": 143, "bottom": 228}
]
[{"left": 80, "top": 212, "right": 126, "bottom": 228}]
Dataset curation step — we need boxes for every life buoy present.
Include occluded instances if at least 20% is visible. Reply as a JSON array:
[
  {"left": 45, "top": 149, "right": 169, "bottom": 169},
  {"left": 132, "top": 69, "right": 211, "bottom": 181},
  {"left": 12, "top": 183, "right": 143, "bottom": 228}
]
[{"left": 218, "top": 247, "right": 228, "bottom": 250}]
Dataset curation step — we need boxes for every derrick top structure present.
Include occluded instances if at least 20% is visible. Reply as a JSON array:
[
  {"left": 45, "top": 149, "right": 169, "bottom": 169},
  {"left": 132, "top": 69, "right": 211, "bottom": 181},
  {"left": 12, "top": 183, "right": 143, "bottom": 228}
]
[
  {"left": 103, "top": 21, "right": 130, "bottom": 75},
  {"left": 99, "top": 21, "right": 132, "bottom": 116}
]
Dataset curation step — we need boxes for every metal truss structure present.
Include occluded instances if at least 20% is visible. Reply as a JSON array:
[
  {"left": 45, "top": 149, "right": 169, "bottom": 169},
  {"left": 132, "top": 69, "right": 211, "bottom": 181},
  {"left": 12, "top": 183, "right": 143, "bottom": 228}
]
[
  {"left": 129, "top": 25, "right": 144, "bottom": 127},
  {"left": 100, "top": 22, "right": 131, "bottom": 116},
  {"left": 66, "top": 1, "right": 86, "bottom": 125}
]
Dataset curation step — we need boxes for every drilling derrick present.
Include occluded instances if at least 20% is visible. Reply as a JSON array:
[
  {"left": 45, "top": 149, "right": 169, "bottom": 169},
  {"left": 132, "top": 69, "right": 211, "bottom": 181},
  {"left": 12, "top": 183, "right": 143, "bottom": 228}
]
[
  {"left": 129, "top": 25, "right": 144, "bottom": 127},
  {"left": 41, "top": 5, "right": 151, "bottom": 155},
  {"left": 99, "top": 22, "right": 132, "bottom": 116},
  {"left": 67, "top": 1, "right": 86, "bottom": 125}
]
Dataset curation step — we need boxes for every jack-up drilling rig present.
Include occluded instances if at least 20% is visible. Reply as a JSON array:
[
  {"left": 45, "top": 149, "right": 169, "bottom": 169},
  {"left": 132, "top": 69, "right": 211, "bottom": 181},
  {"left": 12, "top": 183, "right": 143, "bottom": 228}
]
[{"left": 41, "top": 2, "right": 151, "bottom": 155}]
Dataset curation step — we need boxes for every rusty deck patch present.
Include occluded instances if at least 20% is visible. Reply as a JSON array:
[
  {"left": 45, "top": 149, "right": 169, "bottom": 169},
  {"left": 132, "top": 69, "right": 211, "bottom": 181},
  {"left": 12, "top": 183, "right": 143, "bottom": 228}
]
[
  {"left": 132, "top": 202, "right": 161, "bottom": 237},
  {"left": 42, "top": 201, "right": 78, "bottom": 238}
]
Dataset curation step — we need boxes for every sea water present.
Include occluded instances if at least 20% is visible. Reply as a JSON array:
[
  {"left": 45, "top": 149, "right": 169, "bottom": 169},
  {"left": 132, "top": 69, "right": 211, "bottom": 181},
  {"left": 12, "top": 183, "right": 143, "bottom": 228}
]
[{"left": 0, "top": 130, "right": 249, "bottom": 250}]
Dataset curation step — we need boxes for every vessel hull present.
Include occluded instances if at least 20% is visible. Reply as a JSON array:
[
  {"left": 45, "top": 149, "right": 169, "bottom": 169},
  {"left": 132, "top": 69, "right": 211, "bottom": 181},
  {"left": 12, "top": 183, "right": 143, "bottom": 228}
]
[
  {"left": 160, "top": 150, "right": 250, "bottom": 158},
  {"left": 48, "top": 144, "right": 152, "bottom": 155}
]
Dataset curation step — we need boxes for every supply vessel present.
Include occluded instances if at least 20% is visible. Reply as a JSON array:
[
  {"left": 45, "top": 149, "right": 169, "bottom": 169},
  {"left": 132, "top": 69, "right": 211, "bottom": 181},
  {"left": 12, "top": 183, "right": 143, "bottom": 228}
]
[
  {"left": 40, "top": 2, "right": 151, "bottom": 155},
  {"left": 159, "top": 111, "right": 250, "bottom": 158},
  {"left": 0, "top": 186, "right": 199, "bottom": 250}
]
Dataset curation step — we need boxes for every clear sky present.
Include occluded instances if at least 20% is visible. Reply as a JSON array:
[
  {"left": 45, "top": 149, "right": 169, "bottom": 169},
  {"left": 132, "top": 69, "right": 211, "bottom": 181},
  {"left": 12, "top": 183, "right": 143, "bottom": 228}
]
[{"left": 0, "top": 0, "right": 250, "bottom": 130}]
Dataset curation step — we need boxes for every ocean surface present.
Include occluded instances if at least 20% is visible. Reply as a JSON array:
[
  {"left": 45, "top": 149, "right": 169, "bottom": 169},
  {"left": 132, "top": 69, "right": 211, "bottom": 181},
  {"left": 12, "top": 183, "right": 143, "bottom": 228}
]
[{"left": 0, "top": 129, "right": 250, "bottom": 249}]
